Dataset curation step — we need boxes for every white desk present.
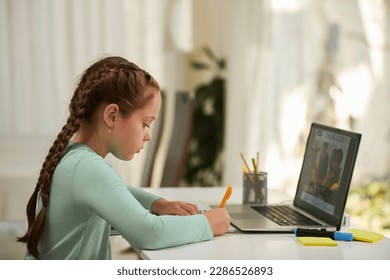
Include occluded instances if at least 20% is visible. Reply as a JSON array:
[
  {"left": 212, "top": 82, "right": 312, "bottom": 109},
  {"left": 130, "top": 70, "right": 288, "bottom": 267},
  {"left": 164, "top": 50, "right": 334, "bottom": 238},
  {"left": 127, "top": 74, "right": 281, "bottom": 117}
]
[{"left": 133, "top": 187, "right": 390, "bottom": 260}]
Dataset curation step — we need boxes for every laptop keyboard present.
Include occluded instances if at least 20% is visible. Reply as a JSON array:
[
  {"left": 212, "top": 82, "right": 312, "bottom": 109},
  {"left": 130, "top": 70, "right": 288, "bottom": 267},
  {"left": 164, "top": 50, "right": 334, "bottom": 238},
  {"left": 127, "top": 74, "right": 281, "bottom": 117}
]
[{"left": 251, "top": 205, "right": 321, "bottom": 226}]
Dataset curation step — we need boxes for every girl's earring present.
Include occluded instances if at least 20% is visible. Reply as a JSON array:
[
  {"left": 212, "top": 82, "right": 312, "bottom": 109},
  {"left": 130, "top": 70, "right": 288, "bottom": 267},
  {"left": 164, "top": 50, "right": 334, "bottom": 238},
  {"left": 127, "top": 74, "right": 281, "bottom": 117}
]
[{"left": 108, "top": 128, "right": 112, "bottom": 134}]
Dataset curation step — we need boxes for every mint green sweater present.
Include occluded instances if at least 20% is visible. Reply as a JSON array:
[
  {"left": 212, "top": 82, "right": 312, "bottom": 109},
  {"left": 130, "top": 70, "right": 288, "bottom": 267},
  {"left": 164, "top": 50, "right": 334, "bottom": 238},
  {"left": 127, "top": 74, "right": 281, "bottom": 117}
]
[{"left": 25, "top": 143, "right": 213, "bottom": 259}]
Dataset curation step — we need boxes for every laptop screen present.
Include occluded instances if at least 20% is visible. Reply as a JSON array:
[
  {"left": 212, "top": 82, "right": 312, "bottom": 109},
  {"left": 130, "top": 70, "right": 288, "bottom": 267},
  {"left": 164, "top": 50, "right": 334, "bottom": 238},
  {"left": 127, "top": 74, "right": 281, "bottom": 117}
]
[{"left": 294, "top": 123, "right": 361, "bottom": 227}]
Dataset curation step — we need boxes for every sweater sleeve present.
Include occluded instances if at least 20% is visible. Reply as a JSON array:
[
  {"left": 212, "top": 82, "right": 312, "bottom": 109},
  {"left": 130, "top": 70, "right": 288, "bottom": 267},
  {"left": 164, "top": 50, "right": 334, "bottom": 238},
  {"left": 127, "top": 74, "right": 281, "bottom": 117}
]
[
  {"left": 126, "top": 185, "right": 160, "bottom": 211},
  {"left": 72, "top": 154, "right": 213, "bottom": 250}
]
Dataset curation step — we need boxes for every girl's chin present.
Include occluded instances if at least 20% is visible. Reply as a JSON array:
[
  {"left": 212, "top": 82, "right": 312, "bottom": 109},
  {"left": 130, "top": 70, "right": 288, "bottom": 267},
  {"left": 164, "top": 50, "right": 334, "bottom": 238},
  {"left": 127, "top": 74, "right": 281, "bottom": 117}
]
[
  {"left": 116, "top": 153, "right": 134, "bottom": 161},
  {"left": 126, "top": 154, "right": 135, "bottom": 161}
]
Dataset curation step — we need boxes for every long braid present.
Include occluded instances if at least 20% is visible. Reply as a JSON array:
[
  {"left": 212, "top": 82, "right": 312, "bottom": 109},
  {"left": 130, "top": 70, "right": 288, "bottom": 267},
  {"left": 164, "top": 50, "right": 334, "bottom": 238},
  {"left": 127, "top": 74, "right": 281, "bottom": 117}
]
[
  {"left": 17, "top": 80, "right": 90, "bottom": 258},
  {"left": 17, "top": 116, "right": 84, "bottom": 258},
  {"left": 17, "top": 56, "right": 160, "bottom": 259}
]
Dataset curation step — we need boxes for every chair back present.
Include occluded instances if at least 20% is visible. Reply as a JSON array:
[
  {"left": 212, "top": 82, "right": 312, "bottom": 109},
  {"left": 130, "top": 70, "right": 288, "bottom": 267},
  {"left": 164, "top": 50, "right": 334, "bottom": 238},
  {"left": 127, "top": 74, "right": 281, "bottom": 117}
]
[{"left": 160, "top": 91, "right": 194, "bottom": 187}]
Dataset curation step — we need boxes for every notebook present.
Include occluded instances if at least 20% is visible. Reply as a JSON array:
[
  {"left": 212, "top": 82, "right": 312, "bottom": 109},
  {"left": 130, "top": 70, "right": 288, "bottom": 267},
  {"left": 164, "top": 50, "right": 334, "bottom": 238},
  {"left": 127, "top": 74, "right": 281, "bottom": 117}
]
[{"left": 223, "top": 123, "right": 361, "bottom": 232}]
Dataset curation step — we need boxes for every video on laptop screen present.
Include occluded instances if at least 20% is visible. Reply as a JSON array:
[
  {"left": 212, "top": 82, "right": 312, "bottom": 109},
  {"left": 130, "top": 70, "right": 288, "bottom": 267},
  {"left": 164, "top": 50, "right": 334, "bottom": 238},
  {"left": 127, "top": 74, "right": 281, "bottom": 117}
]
[{"left": 298, "top": 126, "right": 351, "bottom": 215}]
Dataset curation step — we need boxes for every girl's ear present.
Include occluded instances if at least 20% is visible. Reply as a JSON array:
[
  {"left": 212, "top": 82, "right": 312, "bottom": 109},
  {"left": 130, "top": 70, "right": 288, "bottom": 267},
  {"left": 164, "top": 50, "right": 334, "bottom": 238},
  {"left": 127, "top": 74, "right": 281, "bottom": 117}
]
[{"left": 103, "top": 103, "right": 120, "bottom": 128}]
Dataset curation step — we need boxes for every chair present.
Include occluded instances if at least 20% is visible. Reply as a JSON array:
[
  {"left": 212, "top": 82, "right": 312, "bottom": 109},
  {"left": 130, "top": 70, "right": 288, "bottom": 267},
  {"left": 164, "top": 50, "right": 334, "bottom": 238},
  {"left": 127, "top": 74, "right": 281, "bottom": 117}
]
[
  {"left": 160, "top": 91, "right": 194, "bottom": 187},
  {"left": 140, "top": 91, "right": 166, "bottom": 187}
]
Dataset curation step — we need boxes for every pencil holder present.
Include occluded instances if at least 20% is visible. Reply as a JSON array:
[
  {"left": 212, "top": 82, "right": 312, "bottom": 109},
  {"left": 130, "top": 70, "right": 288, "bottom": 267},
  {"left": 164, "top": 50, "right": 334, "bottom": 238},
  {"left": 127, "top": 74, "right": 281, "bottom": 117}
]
[{"left": 243, "top": 172, "right": 267, "bottom": 205}]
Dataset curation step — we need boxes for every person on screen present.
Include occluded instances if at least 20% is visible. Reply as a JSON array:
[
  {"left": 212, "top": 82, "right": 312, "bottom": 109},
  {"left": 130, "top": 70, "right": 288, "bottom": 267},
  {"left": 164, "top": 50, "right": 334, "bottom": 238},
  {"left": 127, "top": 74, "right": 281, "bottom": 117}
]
[
  {"left": 311, "top": 142, "right": 329, "bottom": 186},
  {"left": 17, "top": 56, "right": 230, "bottom": 260},
  {"left": 320, "top": 148, "right": 344, "bottom": 203},
  {"left": 315, "top": 142, "right": 329, "bottom": 185}
]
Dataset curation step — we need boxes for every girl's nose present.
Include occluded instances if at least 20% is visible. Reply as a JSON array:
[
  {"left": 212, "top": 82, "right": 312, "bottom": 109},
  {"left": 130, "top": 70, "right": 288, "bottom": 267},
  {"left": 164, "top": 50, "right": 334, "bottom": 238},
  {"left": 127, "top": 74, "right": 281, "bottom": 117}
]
[{"left": 144, "top": 132, "right": 152, "bottom": 142}]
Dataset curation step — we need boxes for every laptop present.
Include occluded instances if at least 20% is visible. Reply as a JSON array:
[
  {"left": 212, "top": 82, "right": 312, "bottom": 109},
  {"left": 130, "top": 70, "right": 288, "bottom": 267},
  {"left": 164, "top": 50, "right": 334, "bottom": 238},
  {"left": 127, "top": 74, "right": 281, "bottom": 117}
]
[{"left": 223, "top": 123, "right": 361, "bottom": 232}]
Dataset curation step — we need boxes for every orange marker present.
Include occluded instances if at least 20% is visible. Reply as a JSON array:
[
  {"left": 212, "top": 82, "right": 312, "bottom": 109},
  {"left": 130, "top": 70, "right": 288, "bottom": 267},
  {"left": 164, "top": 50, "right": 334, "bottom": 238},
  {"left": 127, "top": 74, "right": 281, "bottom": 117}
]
[{"left": 219, "top": 186, "right": 233, "bottom": 208}]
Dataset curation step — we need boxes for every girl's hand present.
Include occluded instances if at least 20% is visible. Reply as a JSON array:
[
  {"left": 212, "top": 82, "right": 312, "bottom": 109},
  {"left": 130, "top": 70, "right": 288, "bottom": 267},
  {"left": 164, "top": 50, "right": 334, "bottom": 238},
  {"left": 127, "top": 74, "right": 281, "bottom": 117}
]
[
  {"left": 204, "top": 208, "right": 231, "bottom": 236},
  {"left": 151, "top": 198, "right": 200, "bottom": 216}
]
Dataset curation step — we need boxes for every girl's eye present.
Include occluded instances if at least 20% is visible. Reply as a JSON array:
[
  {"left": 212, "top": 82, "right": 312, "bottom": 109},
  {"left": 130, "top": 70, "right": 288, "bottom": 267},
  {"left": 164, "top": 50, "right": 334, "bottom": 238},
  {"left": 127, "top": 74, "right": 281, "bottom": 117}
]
[{"left": 144, "top": 123, "right": 150, "bottom": 128}]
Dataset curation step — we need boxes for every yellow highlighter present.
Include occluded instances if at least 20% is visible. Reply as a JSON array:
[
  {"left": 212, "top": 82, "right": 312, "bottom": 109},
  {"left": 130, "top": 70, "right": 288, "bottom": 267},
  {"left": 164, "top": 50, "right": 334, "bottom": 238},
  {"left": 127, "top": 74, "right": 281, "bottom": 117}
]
[{"left": 219, "top": 186, "right": 233, "bottom": 208}]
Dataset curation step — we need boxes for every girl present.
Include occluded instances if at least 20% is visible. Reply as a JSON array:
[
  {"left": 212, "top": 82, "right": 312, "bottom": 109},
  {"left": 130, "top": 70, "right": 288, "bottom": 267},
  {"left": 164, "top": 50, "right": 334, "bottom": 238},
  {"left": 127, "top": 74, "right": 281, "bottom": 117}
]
[{"left": 18, "top": 56, "right": 230, "bottom": 259}]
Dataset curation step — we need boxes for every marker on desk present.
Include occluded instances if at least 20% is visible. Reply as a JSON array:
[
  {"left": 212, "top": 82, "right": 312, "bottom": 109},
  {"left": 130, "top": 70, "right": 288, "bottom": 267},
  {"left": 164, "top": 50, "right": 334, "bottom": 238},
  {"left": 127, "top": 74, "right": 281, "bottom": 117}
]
[
  {"left": 294, "top": 228, "right": 353, "bottom": 241},
  {"left": 219, "top": 186, "right": 233, "bottom": 208}
]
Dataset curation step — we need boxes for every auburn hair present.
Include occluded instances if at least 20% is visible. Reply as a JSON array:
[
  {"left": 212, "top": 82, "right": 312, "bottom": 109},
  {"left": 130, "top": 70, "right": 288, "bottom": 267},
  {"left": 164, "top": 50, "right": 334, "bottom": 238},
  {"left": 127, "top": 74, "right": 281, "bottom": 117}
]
[{"left": 17, "top": 56, "right": 160, "bottom": 259}]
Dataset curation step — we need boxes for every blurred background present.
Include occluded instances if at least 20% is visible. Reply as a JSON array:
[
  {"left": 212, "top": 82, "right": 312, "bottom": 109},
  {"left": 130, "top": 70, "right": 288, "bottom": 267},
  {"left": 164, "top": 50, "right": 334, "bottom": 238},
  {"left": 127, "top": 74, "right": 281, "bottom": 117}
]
[{"left": 1, "top": 0, "right": 389, "bottom": 258}]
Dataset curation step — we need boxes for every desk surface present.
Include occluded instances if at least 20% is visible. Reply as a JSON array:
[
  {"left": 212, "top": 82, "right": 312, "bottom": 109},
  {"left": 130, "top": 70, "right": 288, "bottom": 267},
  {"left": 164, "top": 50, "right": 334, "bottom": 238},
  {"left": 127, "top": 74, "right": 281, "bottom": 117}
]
[{"left": 133, "top": 187, "right": 390, "bottom": 260}]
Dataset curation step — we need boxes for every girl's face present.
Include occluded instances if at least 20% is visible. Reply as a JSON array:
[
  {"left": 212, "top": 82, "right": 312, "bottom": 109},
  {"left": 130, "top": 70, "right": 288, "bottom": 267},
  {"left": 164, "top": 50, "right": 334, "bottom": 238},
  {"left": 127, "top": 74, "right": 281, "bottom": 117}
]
[{"left": 109, "top": 90, "right": 161, "bottom": 161}]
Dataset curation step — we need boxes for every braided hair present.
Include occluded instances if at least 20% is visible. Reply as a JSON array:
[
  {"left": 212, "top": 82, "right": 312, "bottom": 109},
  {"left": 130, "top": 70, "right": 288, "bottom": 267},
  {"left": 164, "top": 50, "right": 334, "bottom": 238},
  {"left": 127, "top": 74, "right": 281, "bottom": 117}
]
[{"left": 17, "top": 56, "right": 160, "bottom": 259}]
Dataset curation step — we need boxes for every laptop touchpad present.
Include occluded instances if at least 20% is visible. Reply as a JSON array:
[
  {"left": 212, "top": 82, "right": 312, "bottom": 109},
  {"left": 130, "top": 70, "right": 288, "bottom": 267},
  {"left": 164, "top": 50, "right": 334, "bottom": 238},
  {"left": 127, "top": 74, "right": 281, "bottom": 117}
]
[{"left": 233, "top": 218, "right": 280, "bottom": 229}]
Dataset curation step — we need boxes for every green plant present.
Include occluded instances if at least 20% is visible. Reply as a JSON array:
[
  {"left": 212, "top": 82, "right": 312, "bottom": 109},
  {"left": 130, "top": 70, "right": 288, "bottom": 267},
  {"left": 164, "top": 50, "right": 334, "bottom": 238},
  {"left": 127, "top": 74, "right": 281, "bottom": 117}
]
[
  {"left": 345, "top": 180, "right": 390, "bottom": 235},
  {"left": 183, "top": 46, "right": 226, "bottom": 186}
]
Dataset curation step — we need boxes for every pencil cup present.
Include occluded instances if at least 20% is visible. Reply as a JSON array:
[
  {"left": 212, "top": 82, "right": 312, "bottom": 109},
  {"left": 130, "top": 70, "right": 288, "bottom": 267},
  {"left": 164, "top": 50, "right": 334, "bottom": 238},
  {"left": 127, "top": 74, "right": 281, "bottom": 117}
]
[{"left": 243, "top": 172, "right": 267, "bottom": 205}]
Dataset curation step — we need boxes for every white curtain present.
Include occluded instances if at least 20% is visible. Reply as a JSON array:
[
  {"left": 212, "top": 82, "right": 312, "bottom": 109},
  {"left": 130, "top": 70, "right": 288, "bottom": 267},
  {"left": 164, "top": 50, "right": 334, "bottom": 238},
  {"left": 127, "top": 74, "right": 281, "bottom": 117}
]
[
  {"left": 218, "top": 0, "right": 311, "bottom": 192},
  {"left": 1, "top": 0, "right": 162, "bottom": 133},
  {"left": 219, "top": 0, "right": 390, "bottom": 194},
  {"left": 0, "top": 0, "right": 192, "bottom": 187}
]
